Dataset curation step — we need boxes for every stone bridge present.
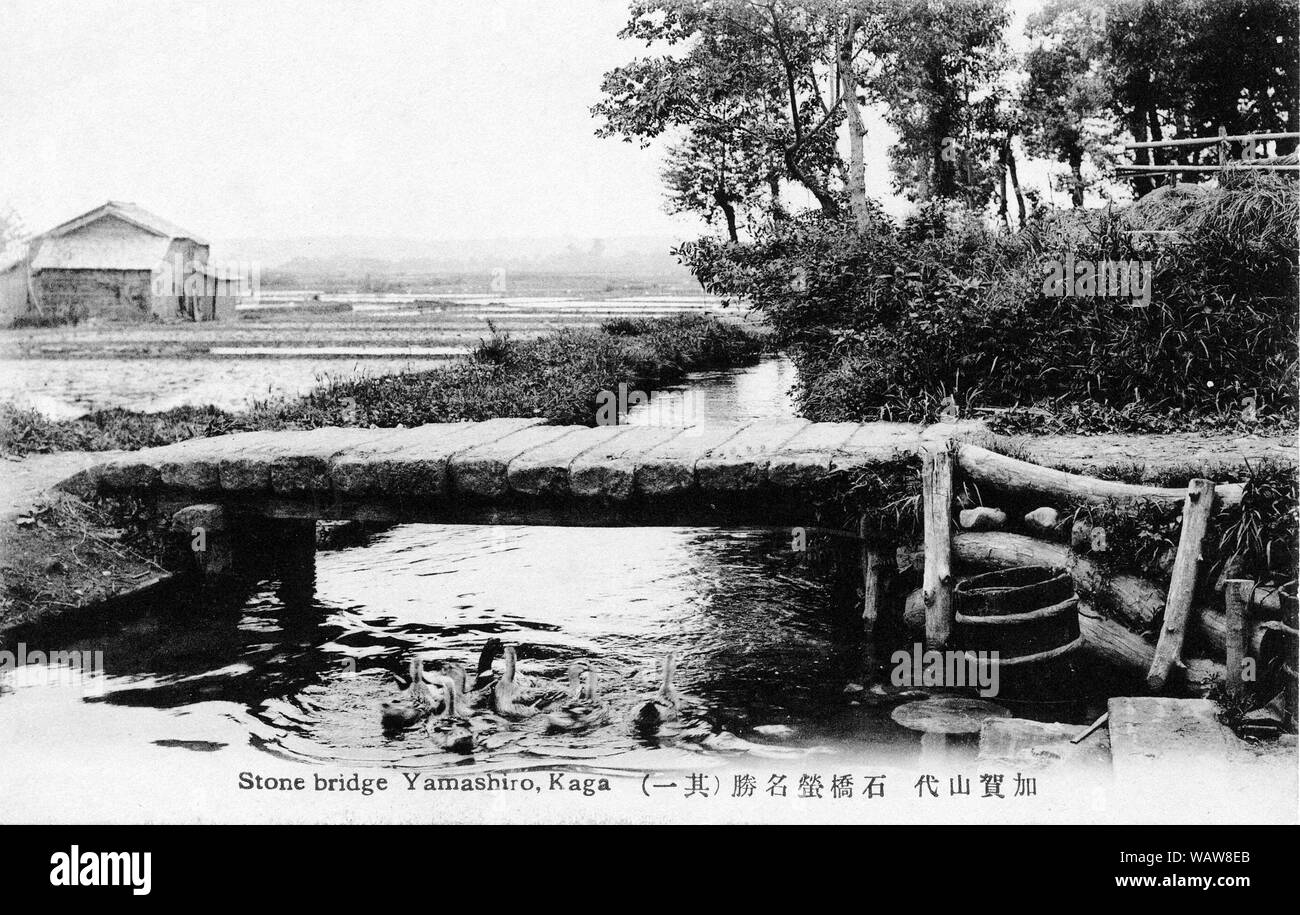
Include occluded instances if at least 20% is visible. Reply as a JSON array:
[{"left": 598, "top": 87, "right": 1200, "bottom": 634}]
[{"left": 75, "top": 418, "right": 933, "bottom": 529}]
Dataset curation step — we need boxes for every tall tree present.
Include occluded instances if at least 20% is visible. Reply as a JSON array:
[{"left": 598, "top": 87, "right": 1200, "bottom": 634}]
[
  {"left": 1021, "top": 0, "right": 1113, "bottom": 207},
  {"left": 593, "top": 0, "right": 852, "bottom": 221},
  {"left": 866, "top": 0, "right": 1010, "bottom": 204}
]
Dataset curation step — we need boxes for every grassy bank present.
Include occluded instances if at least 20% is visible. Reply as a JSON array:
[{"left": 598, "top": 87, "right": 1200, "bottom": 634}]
[
  {"left": 0, "top": 314, "right": 766, "bottom": 456},
  {"left": 679, "top": 174, "right": 1299, "bottom": 436},
  {"left": 0, "top": 314, "right": 763, "bottom": 627}
]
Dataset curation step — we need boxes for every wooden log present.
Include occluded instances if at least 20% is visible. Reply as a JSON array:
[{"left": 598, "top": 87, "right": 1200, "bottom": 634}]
[
  {"left": 859, "top": 516, "right": 887, "bottom": 636},
  {"left": 1197, "top": 607, "right": 1268, "bottom": 657},
  {"left": 955, "top": 444, "right": 1243, "bottom": 510},
  {"left": 952, "top": 531, "right": 1166, "bottom": 631},
  {"left": 1224, "top": 579, "right": 1252, "bottom": 699},
  {"left": 921, "top": 443, "right": 955, "bottom": 650},
  {"left": 1147, "top": 479, "right": 1217, "bottom": 691},
  {"left": 1079, "top": 612, "right": 1154, "bottom": 672}
]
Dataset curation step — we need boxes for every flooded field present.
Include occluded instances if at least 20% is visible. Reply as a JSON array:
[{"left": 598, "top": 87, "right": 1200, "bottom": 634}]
[{"left": 0, "top": 293, "right": 738, "bottom": 416}]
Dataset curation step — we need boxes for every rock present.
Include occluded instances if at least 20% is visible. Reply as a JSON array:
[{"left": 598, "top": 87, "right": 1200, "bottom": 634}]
[
  {"left": 1090, "top": 526, "right": 1108, "bottom": 552},
  {"left": 958, "top": 507, "right": 1007, "bottom": 531},
  {"left": 1023, "top": 506, "right": 1060, "bottom": 537},
  {"left": 170, "top": 503, "right": 229, "bottom": 534},
  {"left": 842, "top": 682, "right": 865, "bottom": 695},
  {"left": 753, "top": 724, "right": 796, "bottom": 738},
  {"left": 893, "top": 697, "right": 1011, "bottom": 736},
  {"left": 903, "top": 587, "right": 926, "bottom": 634},
  {"left": 1180, "top": 657, "right": 1225, "bottom": 697},
  {"left": 978, "top": 717, "right": 1111, "bottom": 770},
  {"left": 1071, "top": 519, "right": 1093, "bottom": 552}
]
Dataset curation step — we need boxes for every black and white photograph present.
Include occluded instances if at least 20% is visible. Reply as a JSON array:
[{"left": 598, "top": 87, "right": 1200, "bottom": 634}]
[{"left": 0, "top": 0, "right": 1297, "bottom": 889}]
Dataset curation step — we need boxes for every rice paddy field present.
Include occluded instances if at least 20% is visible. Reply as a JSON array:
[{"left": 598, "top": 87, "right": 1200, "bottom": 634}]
[{"left": 0, "top": 289, "right": 746, "bottom": 416}]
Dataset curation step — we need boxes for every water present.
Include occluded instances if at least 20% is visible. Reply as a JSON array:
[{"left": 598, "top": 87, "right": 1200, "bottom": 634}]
[
  {"left": 4, "top": 523, "right": 917, "bottom": 775},
  {"left": 627, "top": 355, "right": 799, "bottom": 425},
  {"left": 2, "top": 354, "right": 932, "bottom": 777},
  {"left": 0, "top": 355, "right": 460, "bottom": 416},
  {"left": 1, "top": 353, "right": 1127, "bottom": 823}
]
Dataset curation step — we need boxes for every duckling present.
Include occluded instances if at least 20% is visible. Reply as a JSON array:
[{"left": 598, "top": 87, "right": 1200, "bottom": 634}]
[
  {"left": 425, "top": 667, "right": 474, "bottom": 719},
  {"left": 426, "top": 682, "right": 475, "bottom": 754},
  {"left": 544, "top": 665, "right": 610, "bottom": 733},
  {"left": 492, "top": 645, "right": 533, "bottom": 717},
  {"left": 633, "top": 652, "right": 681, "bottom": 729},
  {"left": 380, "top": 656, "right": 436, "bottom": 729},
  {"left": 492, "top": 646, "right": 576, "bottom": 717}
]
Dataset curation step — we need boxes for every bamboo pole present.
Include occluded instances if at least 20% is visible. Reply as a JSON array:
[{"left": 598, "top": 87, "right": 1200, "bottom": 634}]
[
  {"left": 1147, "top": 479, "right": 1217, "bottom": 691},
  {"left": 1224, "top": 579, "right": 1252, "bottom": 699},
  {"left": 921, "top": 443, "right": 955, "bottom": 650}
]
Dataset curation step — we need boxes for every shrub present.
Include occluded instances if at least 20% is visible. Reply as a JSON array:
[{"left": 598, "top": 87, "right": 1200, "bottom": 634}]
[{"left": 677, "top": 176, "right": 1299, "bottom": 427}]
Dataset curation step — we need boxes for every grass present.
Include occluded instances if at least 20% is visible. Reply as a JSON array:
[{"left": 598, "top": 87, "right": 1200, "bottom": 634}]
[{"left": 0, "top": 314, "right": 765, "bottom": 455}]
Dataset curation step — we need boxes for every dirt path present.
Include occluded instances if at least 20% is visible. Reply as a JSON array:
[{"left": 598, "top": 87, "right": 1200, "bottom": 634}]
[
  {"left": 0, "top": 450, "right": 122, "bottom": 519},
  {"left": 1011, "top": 431, "right": 1297, "bottom": 476}
]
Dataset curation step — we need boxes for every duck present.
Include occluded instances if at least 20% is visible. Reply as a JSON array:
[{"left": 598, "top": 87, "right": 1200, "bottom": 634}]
[
  {"left": 492, "top": 646, "right": 579, "bottom": 718},
  {"left": 425, "top": 666, "right": 474, "bottom": 719},
  {"left": 426, "top": 682, "right": 475, "bottom": 754},
  {"left": 380, "top": 656, "right": 437, "bottom": 729},
  {"left": 470, "top": 639, "right": 504, "bottom": 691},
  {"left": 633, "top": 652, "right": 681, "bottom": 729},
  {"left": 543, "top": 664, "right": 610, "bottom": 733}
]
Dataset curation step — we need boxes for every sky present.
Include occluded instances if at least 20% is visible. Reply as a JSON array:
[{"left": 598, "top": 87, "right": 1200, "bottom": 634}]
[{"left": 0, "top": 0, "right": 1050, "bottom": 248}]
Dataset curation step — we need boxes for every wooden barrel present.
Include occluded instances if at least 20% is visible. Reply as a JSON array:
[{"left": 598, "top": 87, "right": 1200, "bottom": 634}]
[{"left": 954, "top": 565, "right": 1081, "bottom": 667}]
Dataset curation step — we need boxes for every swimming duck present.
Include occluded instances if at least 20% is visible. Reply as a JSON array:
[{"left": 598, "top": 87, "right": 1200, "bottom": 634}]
[
  {"left": 544, "top": 664, "right": 610, "bottom": 733},
  {"left": 633, "top": 652, "right": 681, "bottom": 729},
  {"left": 380, "top": 656, "right": 437, "bottom": 729},
  {"left": 492, "top": 646, "right": 575, "bottom": 717},
  {"left": 426, "top": 682, "right": 475, "bottom": 754},
  {"left": 470, "top": 638, "right": 504, "bottom": 692},
  {"left": 426, "top": 667, "right": 475, "bottom": 719}
]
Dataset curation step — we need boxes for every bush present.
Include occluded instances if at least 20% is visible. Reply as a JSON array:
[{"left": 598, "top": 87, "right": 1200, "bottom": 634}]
[
  {"left": 677, "top": 176, "right": 1299, "bottom": 427},
  {"left": 0, "top": 315, "right": 764, "bottom": 455}
]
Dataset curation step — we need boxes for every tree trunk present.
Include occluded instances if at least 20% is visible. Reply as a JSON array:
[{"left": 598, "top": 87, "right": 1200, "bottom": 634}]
[
  {"left": 1005, "top": 136, "right": 1026, "bottom": 226},
  {"left": 1068, "top": 148, "right": 1085, "bottom": 207},
  {"left": 767, "top": 173, "right": 785, "bottom": 221},
  {"left": 713, "top": 187, "right": 739, "bottom": 243},
  {"left": 997, "top": 139, "right": 1010, "bottom": 228},
  {"left": 1126, "top": 109, "right": 1156, "bottom": 197},
  {"left": 840, "top": 13, "right": 869, "bottom": 232},
  {"left": 926, "top": 52, "right": 957, "bottom": 199},
  {"left": 784, "top": 147, "right": 841, "bottom": 216}
]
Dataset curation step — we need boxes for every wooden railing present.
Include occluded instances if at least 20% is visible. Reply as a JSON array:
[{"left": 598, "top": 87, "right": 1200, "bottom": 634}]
[
  {"left": 1117, "top": 128, "right": 1300, "bottom": 182},
  {"left": 913, "top": 438, "right": 1294, "bottom": 705}
]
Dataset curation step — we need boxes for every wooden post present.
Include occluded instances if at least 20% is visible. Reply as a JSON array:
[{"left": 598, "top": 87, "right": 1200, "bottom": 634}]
[
  {"left": 1224, "top": 579, "right": 1252, "bottom": 699},
  {"left": 1218, "top": 126, "right": 1229, "bottom": 176},
  {"left": 1147, "top": 479, "right": 1217, "bottom": 690},
  {"left": 921, "top": 442, "right": 956, "bottom": 651},
  {"left": 860, "top": 517, "right": 887, "bottom": 634},
  {"left": 860, "top": 516, "right": 888, "bottom": 676}
]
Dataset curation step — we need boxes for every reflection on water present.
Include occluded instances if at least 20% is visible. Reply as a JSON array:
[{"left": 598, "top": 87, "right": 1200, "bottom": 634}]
[
  {"left": 2, "top": 525, "right": 917, "bottom": 771},
  {"left": 627, "top": 355, "right": 798, "bottom": 426}
]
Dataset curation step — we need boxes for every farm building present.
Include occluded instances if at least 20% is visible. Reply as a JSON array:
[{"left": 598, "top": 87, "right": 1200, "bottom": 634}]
[{"left": 0, "top": 201, "right": 239, "bottom": 327}]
